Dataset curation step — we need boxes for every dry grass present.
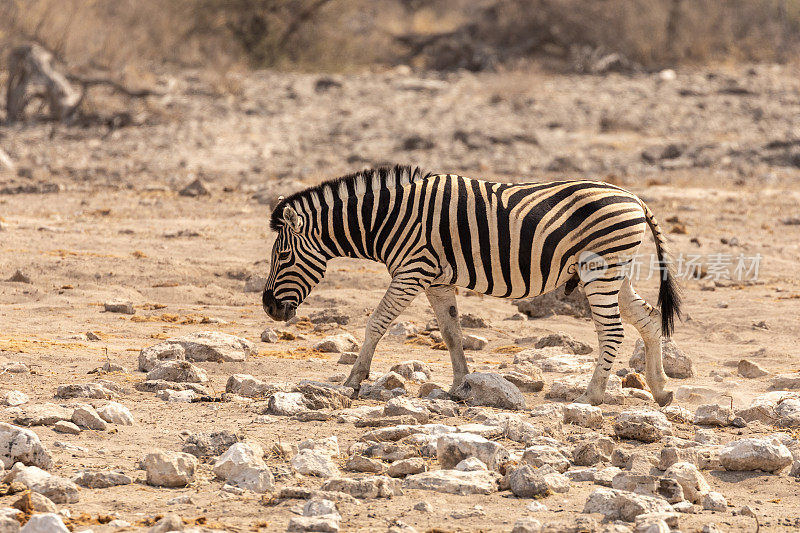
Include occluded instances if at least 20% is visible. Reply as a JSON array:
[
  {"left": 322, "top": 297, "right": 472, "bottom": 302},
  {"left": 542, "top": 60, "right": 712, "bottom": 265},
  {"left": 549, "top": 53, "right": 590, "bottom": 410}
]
[{"left": 1, "top": 0, "right": 799, "bottom": 74}]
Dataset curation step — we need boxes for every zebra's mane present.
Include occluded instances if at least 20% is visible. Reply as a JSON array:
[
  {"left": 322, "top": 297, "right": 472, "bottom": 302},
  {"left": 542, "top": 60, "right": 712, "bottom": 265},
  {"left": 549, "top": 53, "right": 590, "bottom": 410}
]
[{"left": 270, "top": 164, "right": 427, "bottom": 231}]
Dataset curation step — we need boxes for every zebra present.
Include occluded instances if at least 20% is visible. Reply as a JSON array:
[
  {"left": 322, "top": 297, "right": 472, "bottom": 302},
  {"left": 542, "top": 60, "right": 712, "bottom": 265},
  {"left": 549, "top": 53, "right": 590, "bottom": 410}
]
[{"left": 262, "top": 165, "right": 681, "bottom": 406}]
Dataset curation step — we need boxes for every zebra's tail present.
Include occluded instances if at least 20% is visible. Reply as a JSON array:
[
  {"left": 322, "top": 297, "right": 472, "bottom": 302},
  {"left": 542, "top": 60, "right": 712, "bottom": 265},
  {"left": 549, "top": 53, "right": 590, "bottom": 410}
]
[{"left": 640, "top": 199, "right": 682, "bottom": 337}]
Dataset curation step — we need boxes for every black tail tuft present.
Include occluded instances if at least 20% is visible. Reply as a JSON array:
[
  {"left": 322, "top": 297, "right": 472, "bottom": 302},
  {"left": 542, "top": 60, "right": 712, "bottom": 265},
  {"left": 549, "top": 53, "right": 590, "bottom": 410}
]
[
  {"left": 657, "top": 261, "right": 682, "bottom": 337},
  {"left": 652, "top": 231, "right": 682, "bottom": 338},
  {"left": 642, "top": 199, "right": 682, "bottom": 337}
]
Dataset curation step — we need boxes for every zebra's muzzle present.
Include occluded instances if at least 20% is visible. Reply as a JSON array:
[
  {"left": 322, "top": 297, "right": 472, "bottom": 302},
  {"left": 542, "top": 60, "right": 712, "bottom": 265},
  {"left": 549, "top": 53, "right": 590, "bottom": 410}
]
[{"left": 262, "top": 289, "right": 297, "bottom": 322}]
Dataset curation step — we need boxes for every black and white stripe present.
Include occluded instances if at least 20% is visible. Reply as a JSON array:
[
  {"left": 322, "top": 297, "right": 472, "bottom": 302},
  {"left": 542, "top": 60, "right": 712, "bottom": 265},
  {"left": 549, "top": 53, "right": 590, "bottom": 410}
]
[{"left": 263, "top": 165, "right": 681, "bottom": 405}]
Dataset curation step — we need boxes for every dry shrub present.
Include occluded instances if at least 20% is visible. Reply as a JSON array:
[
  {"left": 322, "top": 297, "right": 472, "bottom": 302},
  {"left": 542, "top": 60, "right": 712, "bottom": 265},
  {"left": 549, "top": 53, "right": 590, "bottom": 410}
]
[
  {"left": 0, "top": 0, "right": 234, "bottom": 71},
  {"left": 402, "top": 0, "right": 800, "bottom": 71},
  {"left": 0, "top": 0, "right": 799, "bottom": 73}
]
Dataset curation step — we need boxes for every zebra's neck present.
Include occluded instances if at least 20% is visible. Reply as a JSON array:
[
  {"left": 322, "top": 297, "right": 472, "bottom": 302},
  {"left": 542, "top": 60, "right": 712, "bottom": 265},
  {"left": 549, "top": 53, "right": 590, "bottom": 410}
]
[
  {"left": 285, "top": 165, "right": 427, "bottom": 265},
  {"left": 312, "top": 179, "right": 418, "bottom": 265}
]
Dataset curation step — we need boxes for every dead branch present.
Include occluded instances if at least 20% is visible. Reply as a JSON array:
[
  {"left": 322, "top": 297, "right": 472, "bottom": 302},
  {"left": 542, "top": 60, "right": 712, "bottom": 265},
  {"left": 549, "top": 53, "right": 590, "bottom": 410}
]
[
  {"left": 5, "top": 43, "right": 161, "bottom": 124},
  {"left": 6, "top": 43, "right": 81, "bottom": 122},
  {"left": 66, "top": 75, "right": 163, "bottom": 98},
  {"left": 278, "top": 0, "right": 334, "bottom": 48}
]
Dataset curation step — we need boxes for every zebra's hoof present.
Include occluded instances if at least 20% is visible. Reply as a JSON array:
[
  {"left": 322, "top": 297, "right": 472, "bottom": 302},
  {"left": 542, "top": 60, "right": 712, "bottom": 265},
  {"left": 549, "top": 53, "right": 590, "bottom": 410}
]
[
  {"left": 448, "top": 376, "right": 466, "bottom": 395},
  {"left": 343, "top": 379, "right": 362, "bottom": 396},
  {"left": 575, "top": 393, "right": 603, "bottom": 406},
  {"left": 656, "top": 390, "right": 674, "bottom": 407}
]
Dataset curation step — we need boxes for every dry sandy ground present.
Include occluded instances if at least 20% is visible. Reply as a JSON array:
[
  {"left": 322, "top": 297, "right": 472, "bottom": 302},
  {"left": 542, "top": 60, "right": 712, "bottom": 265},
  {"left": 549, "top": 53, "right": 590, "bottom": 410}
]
[{"left": 1, "top": 65, "right": 800, "bottom": 532}]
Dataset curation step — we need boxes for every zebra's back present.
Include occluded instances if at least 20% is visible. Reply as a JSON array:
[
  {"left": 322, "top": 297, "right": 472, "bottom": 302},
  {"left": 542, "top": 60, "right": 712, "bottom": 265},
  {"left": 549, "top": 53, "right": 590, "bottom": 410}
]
[{"left": 418, "top": 174, "right": 648, "bottom": 299}]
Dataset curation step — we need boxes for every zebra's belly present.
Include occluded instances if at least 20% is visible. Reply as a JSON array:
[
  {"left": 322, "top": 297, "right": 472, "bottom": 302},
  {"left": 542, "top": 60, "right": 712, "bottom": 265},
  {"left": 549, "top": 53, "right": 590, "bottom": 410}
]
[{"left": 446, "top": 256, "right": 578, "bottom": 300}]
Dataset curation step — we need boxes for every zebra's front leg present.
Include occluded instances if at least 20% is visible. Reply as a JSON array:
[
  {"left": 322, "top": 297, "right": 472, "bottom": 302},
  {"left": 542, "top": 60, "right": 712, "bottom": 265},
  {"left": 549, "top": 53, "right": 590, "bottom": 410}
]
[
  {"left": 343, "top": 276, "right": 425, "bottom": 393},
  {"left": 425, "top": 285, "right": 469, "bottom": 392}
]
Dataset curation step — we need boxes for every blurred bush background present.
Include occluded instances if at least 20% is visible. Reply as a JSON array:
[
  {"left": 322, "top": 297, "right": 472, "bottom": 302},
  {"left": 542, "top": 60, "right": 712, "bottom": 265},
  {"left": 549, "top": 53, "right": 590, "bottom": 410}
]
[{"left": 2, "top": 0, "right": 800, "bottom": 73}]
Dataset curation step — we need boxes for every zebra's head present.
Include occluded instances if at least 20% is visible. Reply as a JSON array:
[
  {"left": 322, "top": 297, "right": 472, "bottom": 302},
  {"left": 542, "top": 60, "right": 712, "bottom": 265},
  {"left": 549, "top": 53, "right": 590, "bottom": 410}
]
[{"left": 263, "top": 204, "right": 327, "bottom": 321}]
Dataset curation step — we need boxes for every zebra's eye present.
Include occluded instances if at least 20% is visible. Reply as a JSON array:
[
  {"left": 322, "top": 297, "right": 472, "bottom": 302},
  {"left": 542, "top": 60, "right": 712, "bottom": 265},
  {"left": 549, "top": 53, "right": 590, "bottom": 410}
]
[{"left": 278, "top": 250, "right": 291, "bottom": 261}]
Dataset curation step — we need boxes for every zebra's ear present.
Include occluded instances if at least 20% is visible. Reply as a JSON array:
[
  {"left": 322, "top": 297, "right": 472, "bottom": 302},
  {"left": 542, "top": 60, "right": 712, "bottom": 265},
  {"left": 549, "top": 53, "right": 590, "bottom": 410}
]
[{"left": 283, "top": 205, "right": 303, "bottom": 233}]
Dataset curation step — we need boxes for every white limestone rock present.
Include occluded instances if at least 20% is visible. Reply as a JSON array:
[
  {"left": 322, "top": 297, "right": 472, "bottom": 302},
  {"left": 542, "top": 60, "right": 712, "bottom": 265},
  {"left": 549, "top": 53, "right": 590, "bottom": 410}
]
[
  {"left": 12, "top": 404, "right": 70, "bottom": 427},
  {"left": 213, "top": 442, "right": 274, "bottom": 492},
  {"left": 164, "top": 331, "right": 255, "bottom": 362},
  {"left": 0, "top": 424, "right": 52, "bottom": 469},
  {"left": 775, "top": 397, "right": 800, "bottom": 427},
  {"left": 451, "top": 373, "right": 525, "bottom": 410},
  {"left": 182, "top": 430, "right": 243, "bottom": 458},
  {"left": 53, "top": 421, "right": 80, "bottom": 435},
  {"left": 737, "top": 359, "right": 768, "bottom": 378},
  {"left": 437, "top": 433, "right": 509, "bottom": 471},
  {"left": 156, "top": 389, "right": 197, "bottom": 402},
  {"left": 384, "top": 397, "right": 430, "bottom": 423},
  {"left": 268, "top": 392, "right": 307, "bottom": 416},
  {"left": 19, "top": 513, "right": 69, "bottom": 533},
  {"left": 387, "top": 457, "right": 426, "bottom": 478},
  {"left": 147, "top": 513, "right": 184, "bottom": 533},
  {"left": 226, "top": 374, "right": 284, "bottom": 398},
  {"left": 260, "top": 327, "right": 279, "bottom": 343},
  {"left": 462, "top": 335, "right": 488, "bottom": 351},
  {"left": 12, "top": 491, "right": 56, "bottom": 513},
  {"left": 142, "top": 450, "right": 198, "bottom": 487},
  {"left": 72, "top": 469, "right": 132, "bottom": 488},
  {"left": 770, "top": 374, "right": 800, "bottom": 390},
  {"left": 146, "top": 360, "right": 208, "bottom": 383},
  {"left": 292, "top": 449, "right": 340, "bottom": 478},
  {"left": 138, "top": 343, "right": 186, "bottom": 372},
  {"left": 719, "top": 437, "right": 793, "bottom": 473},
  {"left": 314, "top": 333, "right": 360, "bottom": 353},
  {"left": 614, "top": 408, "right": 672, "bottom": 443},
  {"left": 71, "top": 404, "right": 107, "bottom": 431},
  {"left": 402, "top": 469, "right": 499, "bottom": 495},
  {"left": 298, "top": 436, "right": 340, "bottom": 458},
  {"left": 521, "top": 445, "right": 571, "bottom": 473},
  {"left": 97, "top": 402, "right": 135, "bottom": 425},
  {"left": 563, "top": 403, "right": 603, "bottom": 428},
  {"left": 55, "top": 382, "right": 115, "bottom": 400},
  {"left": 389, "top": 360, "right": 432, "bottom": 381},
  {"left": 321, "top": 476, "right": 403, "bottom": 498},
  {"left": 388, "top": 321, "right": 420, "bottom": 337},
  {"left": 572, "top": 437, "right": 614, "bottom": 466},
  {"left": 455, "top": 457, "right": 488, "bottom": 471},
  {"left": 508, "top": 464, "right": 570, "bottom": 497},
  {"left": 583, "top": 487, "right": 673, "bottom": 521},
  {"left": 337, "top": 352, "right": 358, "bottom": 364},
  {"left": 304, "top": 498, "right": 340, "bottom": 519},
  {"left": 660, "top": 405, "right": 693, "bottom": 424},
  {"left": 511, "top": 518, "right": 542, "bottom": 533},
  {"left": 658, "top": 445, "right": 721, "bottom": 471},
  {"left": 345, "top": 455, "right": 385, "bottom": 474},
  {"left": 693, "top": 404, "right": 734, "bottom": 427},
  {"left": 502, "top": 370, "right": 545, "bottom": 392},
  {"left": 634, "top": 519, "right": 669, "bottom": 533},
  {"left": 702, "top": 491, "right": 727, "bottom": 511},
  {"left": 287, "top": 516, "right": 340, "bottom": 532},
  {"left": 662, "top": 462, "right": 710, "bottom": 503},
  {"left": 5, "top": 463, "right": 79, "bottom": 503},
  {"left": 1, "top": 391, "right": 28, "bottom": 407},
  {"left": 104, "top": 300, "right": 134, "bottom": 314}
]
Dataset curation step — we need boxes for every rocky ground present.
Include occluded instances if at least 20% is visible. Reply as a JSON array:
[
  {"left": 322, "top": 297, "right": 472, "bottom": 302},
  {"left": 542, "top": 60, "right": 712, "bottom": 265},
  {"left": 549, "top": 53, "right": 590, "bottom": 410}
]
[{"left": 1, "top": 63, "right": 800, "bottom": 532}]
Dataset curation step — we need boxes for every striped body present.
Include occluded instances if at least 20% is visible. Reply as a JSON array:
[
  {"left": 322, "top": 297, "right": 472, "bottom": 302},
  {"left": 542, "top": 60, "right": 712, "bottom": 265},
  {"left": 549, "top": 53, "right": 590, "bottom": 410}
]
[{"left": 263, "top": 166, "right": 681, "bottom": 405}]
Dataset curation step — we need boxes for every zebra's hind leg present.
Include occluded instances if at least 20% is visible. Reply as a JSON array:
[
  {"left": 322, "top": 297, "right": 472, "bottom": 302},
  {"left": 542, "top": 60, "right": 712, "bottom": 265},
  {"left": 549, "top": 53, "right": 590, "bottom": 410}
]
[
  {"left": 425, "top": 285, "right": 469, "bottom": 391},
  {"left": 576, "top": 275, "right": 626, "bottom": 406},
  {"left": 619, "top": 279, "right": 672, "bottom": 406},
  {"left": 343, "top": 275, "right": 425, "bottom": 393}
]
